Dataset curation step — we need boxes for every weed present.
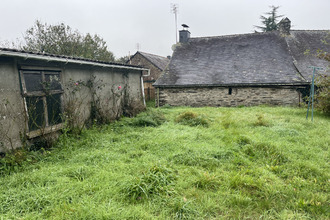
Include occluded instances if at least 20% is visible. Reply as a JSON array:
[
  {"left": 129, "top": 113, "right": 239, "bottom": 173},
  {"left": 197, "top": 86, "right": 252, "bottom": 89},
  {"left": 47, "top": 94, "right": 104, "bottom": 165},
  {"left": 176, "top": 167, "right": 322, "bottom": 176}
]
[
  {"left": 169, "top": 197, "right": 199, "bottom": 219},
  {"left": 131, "top": 110, "right": 166, "bottom": 127},
  {"left": 194, "top": 172, "right": 220, "bottom": 190},
  {"left": 123, "top": 99, "right": 146, "bottom": 118},
  {"left": 254, "top": 114, "right": 269, "bottom": 126},
  {"left": 271, "top": 126, "right": 299, "bottom": 137},
  {"left": 162, "top": 104, "right": 173, "bottom": 109},
  {"left": 0, "top": 106, "right": 329, "bottom": 219},
  {"left": 242, "top": 142, "right": 289, "bottom": 166},
  {"left": 210, "top": 150, "right": 234, "bottom": 161},
  {"left": 255, "top": 142, "right": 289, "bottom": 165},
  {"left": 0, "top": 149, "right": 44, "bottom": 175},
  {"left": 229, "top": 173, "right": 263, "bottom": 196},
  {"left": 175, "top": 111, "right": 210, "bottom": 127},
  {"left": 171, "top": 150, "right": 220, "bottom": 169},
  {"left": 65, "top": 166, "right": 92, "bottom": 181},
  {"left": 123, "top": 164, "right": 177, "bottom": 201},
  {"left": 237, "top": 136, "right": 252, "bottom": 146}
]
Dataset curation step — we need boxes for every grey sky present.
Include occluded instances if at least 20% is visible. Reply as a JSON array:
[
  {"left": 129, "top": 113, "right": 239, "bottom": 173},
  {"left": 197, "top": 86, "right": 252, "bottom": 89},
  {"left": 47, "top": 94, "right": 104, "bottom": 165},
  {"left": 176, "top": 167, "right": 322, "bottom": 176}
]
[{"left": 1, "top": 0, "right": 329, "bottom": 59}]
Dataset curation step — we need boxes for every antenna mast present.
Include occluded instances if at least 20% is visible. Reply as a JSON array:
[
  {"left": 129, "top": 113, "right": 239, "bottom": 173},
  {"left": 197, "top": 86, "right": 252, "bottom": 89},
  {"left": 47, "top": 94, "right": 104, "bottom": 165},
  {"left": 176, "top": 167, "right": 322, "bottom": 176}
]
[{"left": 171, "top": 3, "right": 179, "bottom": 43}]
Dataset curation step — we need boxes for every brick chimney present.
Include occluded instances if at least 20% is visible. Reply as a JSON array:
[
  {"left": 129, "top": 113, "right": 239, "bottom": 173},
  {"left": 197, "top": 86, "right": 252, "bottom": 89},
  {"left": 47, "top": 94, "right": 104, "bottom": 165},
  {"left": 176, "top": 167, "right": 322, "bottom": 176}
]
[{"left": 278, "top": 17, "right": 291, "bottom": 35}]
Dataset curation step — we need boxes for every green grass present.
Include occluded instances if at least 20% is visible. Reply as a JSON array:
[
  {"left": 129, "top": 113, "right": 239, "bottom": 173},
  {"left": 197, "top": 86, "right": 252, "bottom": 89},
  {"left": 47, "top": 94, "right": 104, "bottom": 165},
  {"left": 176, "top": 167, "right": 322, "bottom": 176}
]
[{"left": 0, "top": 106, "right": 329, "bottom": 219}]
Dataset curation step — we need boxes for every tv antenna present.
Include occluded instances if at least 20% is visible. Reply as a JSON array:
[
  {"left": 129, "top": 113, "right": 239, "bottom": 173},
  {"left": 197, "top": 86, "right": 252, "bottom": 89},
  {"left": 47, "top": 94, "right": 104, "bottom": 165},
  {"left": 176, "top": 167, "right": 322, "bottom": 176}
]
[{"left": 171, "top": 3, "right": 179, "bottom": 43}]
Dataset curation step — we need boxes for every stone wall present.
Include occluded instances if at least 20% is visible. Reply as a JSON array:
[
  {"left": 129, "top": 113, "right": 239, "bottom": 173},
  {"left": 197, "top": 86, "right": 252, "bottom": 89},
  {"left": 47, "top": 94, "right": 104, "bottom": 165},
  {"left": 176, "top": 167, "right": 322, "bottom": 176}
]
[
  {"left": 129, "top": 53, "right": 163, "bottom": 88},
  {"left": 129, "top": 53, "right": 163, "bottom": 101},
  {"left": 155, "top": 86, "right": 302, "bottom": 107}
]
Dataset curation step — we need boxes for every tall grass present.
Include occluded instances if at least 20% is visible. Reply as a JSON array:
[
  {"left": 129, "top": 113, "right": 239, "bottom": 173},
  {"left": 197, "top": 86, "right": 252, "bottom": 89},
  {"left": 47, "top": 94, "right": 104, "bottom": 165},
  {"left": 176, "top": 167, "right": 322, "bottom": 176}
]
[{"left": 0, "top": 105, "right": 329, "bottom": 219}]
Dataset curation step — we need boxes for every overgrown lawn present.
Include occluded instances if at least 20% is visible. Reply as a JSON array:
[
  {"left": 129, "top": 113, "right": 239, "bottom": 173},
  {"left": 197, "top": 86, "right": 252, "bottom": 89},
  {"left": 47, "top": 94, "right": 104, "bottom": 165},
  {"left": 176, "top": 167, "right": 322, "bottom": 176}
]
[{"left": 0, "top": 105, "right": 329, "bottom": 219}]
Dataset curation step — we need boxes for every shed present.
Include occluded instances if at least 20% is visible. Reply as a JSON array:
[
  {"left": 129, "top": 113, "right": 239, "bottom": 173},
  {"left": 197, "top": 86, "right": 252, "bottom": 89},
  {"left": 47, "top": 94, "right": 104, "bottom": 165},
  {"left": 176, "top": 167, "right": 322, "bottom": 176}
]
[{"left": 0, "top": 48, "right": 148, "bottom": 152}]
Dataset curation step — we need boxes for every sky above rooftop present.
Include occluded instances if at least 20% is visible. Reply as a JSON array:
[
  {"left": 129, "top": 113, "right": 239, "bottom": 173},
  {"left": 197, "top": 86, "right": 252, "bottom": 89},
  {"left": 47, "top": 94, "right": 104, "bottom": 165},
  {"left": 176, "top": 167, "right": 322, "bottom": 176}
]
[{"left": 1, "top": 0, "right": 329, "bottom": 59}]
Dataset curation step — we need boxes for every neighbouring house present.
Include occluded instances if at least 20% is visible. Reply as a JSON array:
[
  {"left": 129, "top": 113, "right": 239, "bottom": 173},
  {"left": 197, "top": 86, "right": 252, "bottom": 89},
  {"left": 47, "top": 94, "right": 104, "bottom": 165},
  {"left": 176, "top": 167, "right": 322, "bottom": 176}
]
[
  {"left": 0, "top": 48, "right": 148, "bottom": 152},
  {"left": 128, "top": 51, "right": 170, "bottom": 100},
  {"left": 154, "top": 18, "right": 330, "bottom": 107}
]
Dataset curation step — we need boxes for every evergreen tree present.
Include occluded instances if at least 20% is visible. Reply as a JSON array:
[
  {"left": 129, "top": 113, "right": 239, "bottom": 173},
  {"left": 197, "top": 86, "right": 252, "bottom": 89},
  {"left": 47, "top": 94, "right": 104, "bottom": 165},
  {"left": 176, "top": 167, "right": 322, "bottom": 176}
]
[{"left": 255, "top": 6, "right": 284, "bottom": 32}]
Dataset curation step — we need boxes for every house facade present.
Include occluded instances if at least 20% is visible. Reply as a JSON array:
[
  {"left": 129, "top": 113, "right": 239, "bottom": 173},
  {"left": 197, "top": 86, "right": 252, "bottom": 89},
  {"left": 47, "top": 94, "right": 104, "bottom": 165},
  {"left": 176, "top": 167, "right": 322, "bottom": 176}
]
[
  {"left": 128, "top": 51, "right": 169, "bottom": 100},
  {"left": 0, "top": 48, "right": 147, "bottom": 152},
  {"left": 154, "top": 18, "right": 329, "bottom": 107}
]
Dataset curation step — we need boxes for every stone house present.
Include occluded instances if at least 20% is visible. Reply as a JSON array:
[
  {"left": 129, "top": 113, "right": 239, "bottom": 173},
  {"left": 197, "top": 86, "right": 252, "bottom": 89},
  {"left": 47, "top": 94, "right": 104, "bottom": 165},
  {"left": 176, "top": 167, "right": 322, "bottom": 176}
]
[
  {"left": 154, "top": 18, "right": 329, "bottom": 107},
  {"left": 128, "top": 51, "right": 169, "bottom": 100},
  {"left": 0, "top": 48, "right": 148, "bottom": 152}
]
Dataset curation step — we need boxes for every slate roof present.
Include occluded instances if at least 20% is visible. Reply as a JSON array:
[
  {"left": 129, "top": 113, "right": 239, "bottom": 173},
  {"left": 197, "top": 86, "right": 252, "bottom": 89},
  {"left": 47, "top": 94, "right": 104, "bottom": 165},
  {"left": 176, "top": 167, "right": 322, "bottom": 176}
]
[
  {"left": 130, "top": 51, "right": 169, "bottom": 71},
  {"left": 286, "top": 30, "right": 330, "bottom": 81},
  {"left": 154, "top": 30, "right": 329, "bottom": 87}
]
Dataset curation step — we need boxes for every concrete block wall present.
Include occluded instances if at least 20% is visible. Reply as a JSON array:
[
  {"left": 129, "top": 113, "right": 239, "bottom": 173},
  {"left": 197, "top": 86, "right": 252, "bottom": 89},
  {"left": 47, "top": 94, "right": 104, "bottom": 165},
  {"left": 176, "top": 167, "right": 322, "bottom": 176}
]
[
  {"left": 0, "top": 57, "right": 143, "bottom": 152},
  {"left": 62, "top": 66, "right": 142, "bottom": 124},
  {"left": 156, "top": 86, "right": 301, "bottom": 107},
  {"left": 0, "top": 58, "right": 26, "bottom": 151}
]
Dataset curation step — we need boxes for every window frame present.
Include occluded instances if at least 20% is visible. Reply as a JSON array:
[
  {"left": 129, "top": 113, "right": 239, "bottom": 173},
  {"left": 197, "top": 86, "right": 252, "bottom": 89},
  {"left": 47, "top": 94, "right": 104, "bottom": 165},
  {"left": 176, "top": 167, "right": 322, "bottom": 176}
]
[{"left": 19, "top": 68, "right": 64, "bottom": 138}]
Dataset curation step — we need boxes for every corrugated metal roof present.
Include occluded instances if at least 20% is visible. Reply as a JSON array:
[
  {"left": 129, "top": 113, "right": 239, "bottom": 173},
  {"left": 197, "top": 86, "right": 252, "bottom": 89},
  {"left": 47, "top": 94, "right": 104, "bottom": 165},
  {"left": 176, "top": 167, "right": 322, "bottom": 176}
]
[{"left": 0, "top": 48, "right": 147, "bottom": 71}]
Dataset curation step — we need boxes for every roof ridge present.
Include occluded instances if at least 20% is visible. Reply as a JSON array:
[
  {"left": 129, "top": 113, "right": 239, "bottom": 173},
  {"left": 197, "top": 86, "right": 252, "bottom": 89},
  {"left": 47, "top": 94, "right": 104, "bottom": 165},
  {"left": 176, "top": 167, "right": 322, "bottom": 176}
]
[
  {"left": 137, "top": 51, "right": 169, "bottom": 59},
  {"left": 190, "top": 31, "right": 276, "bottom": 40},
  {"left": 190, "top": 29, "right": 330, "bottom": 41},
  {"left": 290, "top": 29, "right": 330, "bottom": 32},
  {"left": 132, "top": 51, "right": 170, "bottom": 71}
]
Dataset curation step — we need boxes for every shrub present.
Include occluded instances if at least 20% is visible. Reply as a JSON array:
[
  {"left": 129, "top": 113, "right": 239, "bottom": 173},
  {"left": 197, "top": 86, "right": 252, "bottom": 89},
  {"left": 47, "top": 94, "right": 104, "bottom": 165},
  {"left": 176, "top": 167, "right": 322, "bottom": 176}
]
[
  {"left": 123, "top": 100, "right": 146, "bottom": 118},
  {"left": 315, "top": 74, "right": 330, "bottom": 116},
  {"left": 0, "top": 149, "right": 44, "bottom": 175},
  {"left": 175, "top": 111, "right": 210, "bottom": 127}
]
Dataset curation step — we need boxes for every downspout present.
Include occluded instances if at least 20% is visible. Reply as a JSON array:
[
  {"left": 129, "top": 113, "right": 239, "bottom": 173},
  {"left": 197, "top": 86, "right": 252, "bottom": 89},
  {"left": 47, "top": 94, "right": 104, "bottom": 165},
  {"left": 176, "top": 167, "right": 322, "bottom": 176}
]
[{"left": 157, "top": 88, "right": 160, "bottom": 107}]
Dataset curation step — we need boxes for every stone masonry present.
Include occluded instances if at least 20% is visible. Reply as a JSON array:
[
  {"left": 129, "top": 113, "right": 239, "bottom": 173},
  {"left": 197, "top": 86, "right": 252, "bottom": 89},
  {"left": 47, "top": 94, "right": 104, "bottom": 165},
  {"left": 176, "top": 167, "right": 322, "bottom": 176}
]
[
  {"left": 156, "top": 86, "right": 302, "bottom": 107},
  {"left": 129, "top": 52, "right": 169, "bottom": 100},
  {"left": 129, "top": 53, "right": 165, "bottom": 89}
]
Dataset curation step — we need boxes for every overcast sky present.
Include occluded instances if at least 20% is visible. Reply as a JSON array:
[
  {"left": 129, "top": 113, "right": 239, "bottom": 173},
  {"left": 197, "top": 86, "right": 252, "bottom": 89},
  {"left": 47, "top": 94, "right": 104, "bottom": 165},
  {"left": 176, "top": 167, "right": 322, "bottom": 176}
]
[{"left": 1, "top": 0, "right": 329, "bottom": 59}]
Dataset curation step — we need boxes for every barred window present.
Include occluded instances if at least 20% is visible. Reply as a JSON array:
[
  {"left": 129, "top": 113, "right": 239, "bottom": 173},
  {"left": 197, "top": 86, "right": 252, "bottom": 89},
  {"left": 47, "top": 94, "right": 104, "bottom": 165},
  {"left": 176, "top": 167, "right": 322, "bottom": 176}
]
[{"left": 20, "top": 69, "right": 63, "bottom": 137}]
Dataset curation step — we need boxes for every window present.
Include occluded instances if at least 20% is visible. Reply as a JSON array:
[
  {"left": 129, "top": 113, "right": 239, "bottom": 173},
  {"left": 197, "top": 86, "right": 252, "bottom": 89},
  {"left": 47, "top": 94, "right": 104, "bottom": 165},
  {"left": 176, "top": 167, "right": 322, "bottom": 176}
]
[
  {"left": 20, "top": 69, "right": 63, "bottom": 138},
  {"left": 228, "top": 88, "right": 232, "bottom": 95}
]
